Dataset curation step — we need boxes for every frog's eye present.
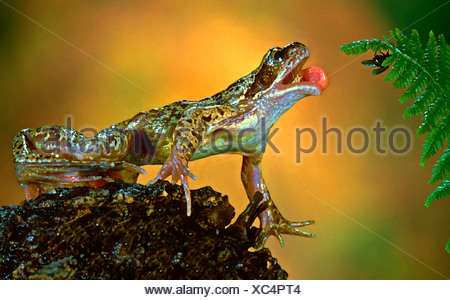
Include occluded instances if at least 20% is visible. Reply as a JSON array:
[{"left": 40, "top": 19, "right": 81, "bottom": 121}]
[{"left": 273, "top": 50, "right": 284, "bottom": 62}]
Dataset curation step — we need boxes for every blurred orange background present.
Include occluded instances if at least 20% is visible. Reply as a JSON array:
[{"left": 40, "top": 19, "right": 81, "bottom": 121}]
[{"left": 1, "top": 0, "right": 448, "bottom": 279}]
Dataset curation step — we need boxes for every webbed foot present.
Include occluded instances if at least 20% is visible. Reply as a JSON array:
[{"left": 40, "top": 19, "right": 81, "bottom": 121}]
[{"left": 255, "top": 200, "right": 316, "bottom": 250}]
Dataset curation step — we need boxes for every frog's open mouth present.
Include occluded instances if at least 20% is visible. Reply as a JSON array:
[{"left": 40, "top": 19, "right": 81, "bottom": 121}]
[{"left": 279, "top": 55, "right": 329, "bottom": 96}]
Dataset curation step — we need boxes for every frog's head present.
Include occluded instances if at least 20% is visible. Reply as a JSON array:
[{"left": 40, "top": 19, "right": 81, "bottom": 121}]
[{"left": 246, "top": 42, "right": 329, "bottom": 100}]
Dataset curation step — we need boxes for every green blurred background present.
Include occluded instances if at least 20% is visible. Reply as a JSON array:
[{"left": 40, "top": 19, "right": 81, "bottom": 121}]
[{"left": 0, "top": 0, "right": 448, "bottom": 279}]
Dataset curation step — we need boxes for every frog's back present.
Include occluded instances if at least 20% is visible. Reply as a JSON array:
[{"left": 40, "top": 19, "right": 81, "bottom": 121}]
[
  {"left": 114, "top": 100, "right": 191, "bottom": 132},
  {"left": 110, "top": 100, "right": 206, "bottom": 165}
]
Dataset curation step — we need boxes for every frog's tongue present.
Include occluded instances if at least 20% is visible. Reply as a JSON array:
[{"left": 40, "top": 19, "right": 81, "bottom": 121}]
[{"left": 298, "top": 66, "right": 329, "bottom": 92}]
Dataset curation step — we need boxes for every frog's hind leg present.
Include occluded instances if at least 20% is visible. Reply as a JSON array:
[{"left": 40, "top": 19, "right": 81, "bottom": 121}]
[
  {"left": 15, "top": 156, "right": 145, "bottom": 200},
  {"left": 13, "top": 127, "right": 145, "bottom": 200}
]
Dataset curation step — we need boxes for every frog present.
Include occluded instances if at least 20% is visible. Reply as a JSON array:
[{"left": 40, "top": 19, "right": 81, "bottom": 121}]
[{"left": 13, "top": 42, "right": 329, "bottom": 249}]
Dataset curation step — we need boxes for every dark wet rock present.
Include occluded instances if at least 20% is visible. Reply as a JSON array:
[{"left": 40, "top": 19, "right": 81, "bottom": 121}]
[{"left": 0, "top": 180, "right": 287, "bottom": 279}]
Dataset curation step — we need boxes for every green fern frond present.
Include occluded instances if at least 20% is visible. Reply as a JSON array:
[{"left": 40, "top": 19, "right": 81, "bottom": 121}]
[
  {"left": 408, "top": 30, "right": 424, "bottom": 61},
  {"left": 447, "top": 239, "right": 450, "bottom": 254},
  {"left": 425, "top": 180, "right": 450, "bottom": 207},
  {"left": 420, "top": 117, "right": 448, "bottom": 166},
  {"left": 341, "top": 28, "right": 450, "bottom": 251},
  {"left": 417, "top": 94, "right": 448, "bottom": 135},
  {"left": 437, "top": 35, "right": 450, "bottom": 92},
  {"left": 403, "top": 87, "right": 436, "bottom": 118},
  {"left": 340, "top": 39, "right": 386, "bottom": 55},
  {"left": 341, "top": 29, "right": 449, "bottom": 191},
  {"left": 399, "top": 71, "right": 427, "bottom": 103},
  {"left": 429, "top": 148, "right": 450, "bottom": 185},
  {"left": 424, "top": 32, "right": 439, "bottom": 78}
]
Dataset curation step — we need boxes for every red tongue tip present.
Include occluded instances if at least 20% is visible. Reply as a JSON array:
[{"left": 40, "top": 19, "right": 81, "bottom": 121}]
[{"left": 299, "top": 66, "right": 329, "bottom": 91}]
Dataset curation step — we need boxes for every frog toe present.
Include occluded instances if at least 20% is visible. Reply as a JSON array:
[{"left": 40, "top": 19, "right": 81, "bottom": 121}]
[
  {"left": 255, "top": 220, "right": 316, "bottom": 250},
  {"left": 255, "top": 205, "right": 316, "bottom": 250}
]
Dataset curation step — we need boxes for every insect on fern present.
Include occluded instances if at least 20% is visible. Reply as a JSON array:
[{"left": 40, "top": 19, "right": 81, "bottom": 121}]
[{"left": 340, "top": 28, "right": 450, "bottom": 252}]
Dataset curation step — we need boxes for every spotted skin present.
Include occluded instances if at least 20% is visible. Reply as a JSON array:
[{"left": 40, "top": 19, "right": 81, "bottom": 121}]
[{"left": 13, "top": 42, "right": 328, "bottom": 250}]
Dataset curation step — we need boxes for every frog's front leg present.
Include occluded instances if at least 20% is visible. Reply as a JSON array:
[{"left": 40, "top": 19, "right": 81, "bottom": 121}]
[
  {"left": 151, "top": 121, "right": 199, "bottom": 215},
  {"left": 241, "top": 155, "right": 316, "bottom": 250},
  {"left": 150, "top": 110, "right": 207, "bottom": 216},
  {"left": 151, "top": 106, "right": 237, "bottom": 216}
]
